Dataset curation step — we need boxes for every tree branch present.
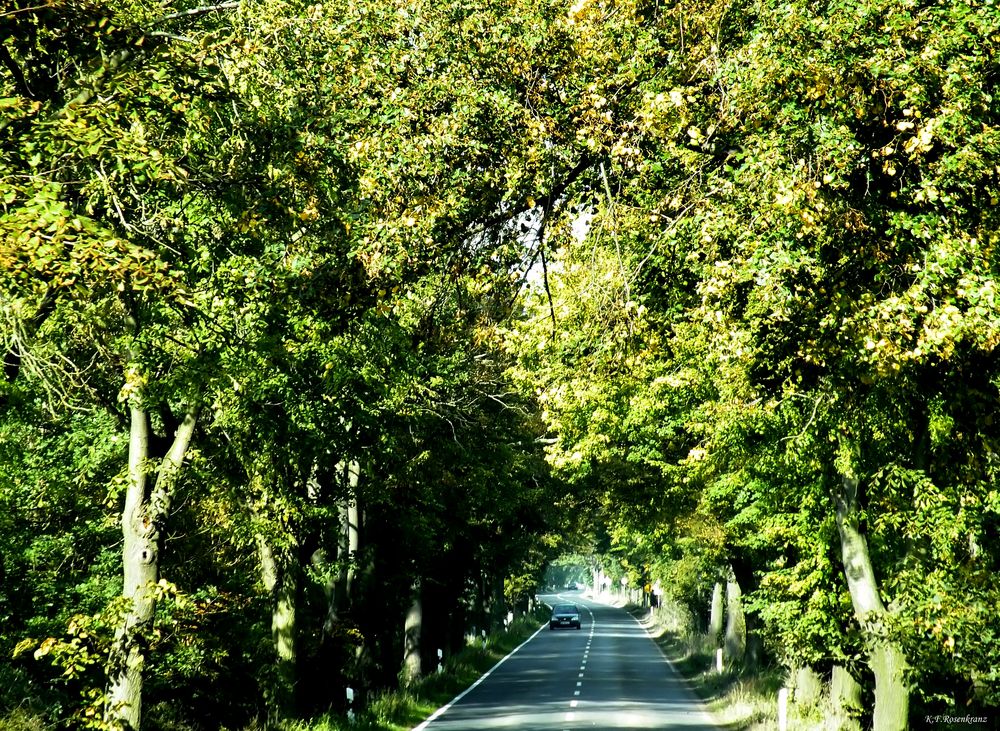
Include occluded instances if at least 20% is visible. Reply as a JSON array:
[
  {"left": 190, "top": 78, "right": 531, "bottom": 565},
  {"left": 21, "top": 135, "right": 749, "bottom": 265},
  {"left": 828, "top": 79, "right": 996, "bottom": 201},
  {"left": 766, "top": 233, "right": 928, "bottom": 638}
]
[
  {"left": 148, "top": 31, "right": 196, "bottom": 43},
  {"left": 0, "top": 3, "right": 54, "bottom": 20},
  {"left": 539, "top": 227, "right": 557, "bottom": 337},
  {"left": 153, "top": 1, "right": 240, "bottom": 24},
  {"left": 467, "top": 153, "right": 593, "bottom": 237},
  {"left": 56, "top": 48, "right": 132, "bottom": 118},
  {"left": 0, "top": 43, "right": 36, "bottom": 100},
  {"left": 148, "top": 405, "right": 200, "bottom": 525},
  {"left": 3, "top": 287, "right": 57, "bottom": 386}
]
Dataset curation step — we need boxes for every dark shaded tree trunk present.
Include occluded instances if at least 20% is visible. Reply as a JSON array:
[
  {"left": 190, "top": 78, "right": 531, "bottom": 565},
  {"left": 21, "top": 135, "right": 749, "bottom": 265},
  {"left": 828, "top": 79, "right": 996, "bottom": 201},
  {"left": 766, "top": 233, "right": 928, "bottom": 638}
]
[
  {"left": 420, "top": 579, "right": 456, "bottom": 672},
  {"left": 730, "top": 558, "right": 763, "bottom": 668},
  {"left": 257, "top": 533, "right": 298, "bottom": 720},
  {"left": 477, "top": 569, "right": 503, "bottom": 636},
  {"left": 402, "top": 581, "right": 422, "bottom": 685},
  {"left": 330, "top": 460, "right": 362, "bottom": 621},
  {"left": 345, "top": 463, "right": 361, "bottom": 604},
  {"left": 315, "top": 458, "right": 362, "bottom": 642}
]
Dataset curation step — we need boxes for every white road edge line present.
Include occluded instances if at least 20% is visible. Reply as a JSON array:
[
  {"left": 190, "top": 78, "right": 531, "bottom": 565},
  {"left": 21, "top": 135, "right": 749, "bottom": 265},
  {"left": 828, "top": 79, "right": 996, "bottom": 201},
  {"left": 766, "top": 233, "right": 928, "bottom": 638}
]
[
  {"left": 412, "top": 622, "right": 548, "bottom": 731},
  {"left": 628, "top": 609, "right": 723, "bottom": 729}
]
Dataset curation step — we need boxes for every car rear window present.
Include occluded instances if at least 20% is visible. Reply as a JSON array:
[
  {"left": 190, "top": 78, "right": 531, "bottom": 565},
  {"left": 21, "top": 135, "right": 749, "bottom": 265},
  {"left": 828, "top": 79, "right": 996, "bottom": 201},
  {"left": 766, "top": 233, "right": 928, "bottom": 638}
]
[{"left": 554, "top": 604, "right": 577, "bottom": 613}]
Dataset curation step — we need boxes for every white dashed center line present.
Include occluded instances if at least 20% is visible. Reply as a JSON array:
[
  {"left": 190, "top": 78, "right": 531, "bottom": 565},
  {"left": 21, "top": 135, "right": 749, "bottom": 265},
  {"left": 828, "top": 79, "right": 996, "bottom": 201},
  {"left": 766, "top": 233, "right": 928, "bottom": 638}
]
[{"left": 562, "top": 600, "right": 597, "bottom": 728}]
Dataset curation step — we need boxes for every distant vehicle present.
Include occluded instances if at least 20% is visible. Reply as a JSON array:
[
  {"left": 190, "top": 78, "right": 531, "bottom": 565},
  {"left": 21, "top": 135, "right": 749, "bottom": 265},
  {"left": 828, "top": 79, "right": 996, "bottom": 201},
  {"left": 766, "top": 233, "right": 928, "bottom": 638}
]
[
  {"left": 565, "top": 582, "right": 579, "bottom": 590},
  {"left": 550, "top": 603, "right": 582, "bottom": 630}
]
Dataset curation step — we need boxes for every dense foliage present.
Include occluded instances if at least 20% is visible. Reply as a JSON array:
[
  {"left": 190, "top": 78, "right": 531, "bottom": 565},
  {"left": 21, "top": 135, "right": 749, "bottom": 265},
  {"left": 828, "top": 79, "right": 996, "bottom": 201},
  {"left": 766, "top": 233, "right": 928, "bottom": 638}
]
[
  {"left": 2, "top": 0, "right": 997, "bottom": 729},
  {"left": 505, "top": 0, "right": 1000, "bottom": 727}
]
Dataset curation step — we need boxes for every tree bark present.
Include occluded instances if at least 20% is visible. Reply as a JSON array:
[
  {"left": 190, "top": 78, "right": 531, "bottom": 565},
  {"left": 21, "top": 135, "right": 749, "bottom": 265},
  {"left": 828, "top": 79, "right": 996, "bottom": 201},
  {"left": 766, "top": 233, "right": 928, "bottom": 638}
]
[
  {"left": 591, "top": 565, "right": 604, "bottom": 596},
  {"left": 793, "top": 666, "right": 822, "bottom": 707},
  {"left": 258, "top": 534, "right": 298, "bottom": 719},
  {"left": 831, "top": 665, "right": 863, "bottom": 730},
  {"left": 708, "top": 581, "right": 724, "bottom": 643},
  {"left": 402, "top": 582, "right": 422, "bottom": 685},
  {"left": 106, "top": 400, "right": 198, "bottom": 730},
  {"left": 835, "top": 472, "right": 909, "bottom": 731},
  {"left": 730, "top": 557, "right": 763, "bottom": 668},
  {"left": 345, "top": 460, "right": 361, "bottom": 602},
  {"left": 328, "top": 459, "right": 361, "bottom": 624},
  {"left": 312, "top": 544, "right": 336, "bottom": 639},
  {"left": 724, "top": 571, "right": 746, "bottom": 663}
]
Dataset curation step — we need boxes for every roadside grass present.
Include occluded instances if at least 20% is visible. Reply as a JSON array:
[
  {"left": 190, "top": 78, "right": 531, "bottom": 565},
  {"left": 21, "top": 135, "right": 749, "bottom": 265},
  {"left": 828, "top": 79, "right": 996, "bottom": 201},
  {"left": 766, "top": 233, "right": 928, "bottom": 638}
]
[
  {"left": 283, "top": 609, "right": 548, "bottom": 731},
  {"left": 0, "top": 612, "right": 547, "bottom": 731},
  {"left": 0, "top": 709, "right": 47, "bottom": 731},
  {"left": 630, "top": 603, "right": 995, "bottom": 731},
  {"left": 627, "top": 605, "right": 828, "bottom": 731}
]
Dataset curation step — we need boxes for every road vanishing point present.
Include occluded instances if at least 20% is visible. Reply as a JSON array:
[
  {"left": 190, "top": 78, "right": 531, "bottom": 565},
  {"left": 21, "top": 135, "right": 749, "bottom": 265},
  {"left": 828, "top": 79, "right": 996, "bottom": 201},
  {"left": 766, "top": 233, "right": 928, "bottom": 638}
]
[{"left": 416, "top": 593, "right": 719, "bottom": 730}]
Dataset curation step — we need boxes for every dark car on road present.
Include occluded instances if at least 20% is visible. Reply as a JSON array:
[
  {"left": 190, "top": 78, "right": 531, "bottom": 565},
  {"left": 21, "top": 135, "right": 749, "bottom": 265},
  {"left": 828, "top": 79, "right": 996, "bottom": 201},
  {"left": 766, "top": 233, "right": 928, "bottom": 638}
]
[{"left": 549, "top": 603, "right": 582, "bottom": 630}]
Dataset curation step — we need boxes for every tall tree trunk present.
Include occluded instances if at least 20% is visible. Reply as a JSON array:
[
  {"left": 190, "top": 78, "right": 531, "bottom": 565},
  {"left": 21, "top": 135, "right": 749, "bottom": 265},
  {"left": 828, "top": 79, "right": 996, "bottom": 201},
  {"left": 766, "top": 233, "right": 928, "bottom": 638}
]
[
  {"left": 490, "top": 572, "right": 506, "bottom": 630},
  {"left": 835, "top": 472, "right": 909, "bottom": 731},
  {"left": 345, "top": 460, "right": 361, "bottom": 602},
  {"left": 730, "top": 558, "right": 763, "bottom": 668},
  {"left": 328, "top": 459, "right": 362, "bottom": 625},
  {"left": 312, "top": 542, "right": 337, "bottom": 640},
  {"left": 106, "top": 400, "right": 198, "bottom": 730},
  {"left": 474, "top": 570, "right": 503, "bottom": 637},
  {"left": 724, "top": 570, "right": 746, "bottom": 664},
  {"left": 258, "top": 534, "right": 298, "bottom": 719},
  {"left": 831, "top": 665, "right": 863, "bottom": 730},
  {"left": 402, "top": 582, "right": 422, "bottom": 685},
  {"left": 708, "top": 582, "right": 724, "bottom": 643},
  {"left": 304, "top": 463, "right": 338, "bottom": 642}
]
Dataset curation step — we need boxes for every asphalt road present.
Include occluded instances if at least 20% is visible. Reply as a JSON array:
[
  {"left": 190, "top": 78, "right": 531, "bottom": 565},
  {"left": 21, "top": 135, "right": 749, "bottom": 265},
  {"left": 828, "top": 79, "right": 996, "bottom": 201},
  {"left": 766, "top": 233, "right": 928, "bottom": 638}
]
[{"left": 415, "top": 592, "right": 719, "bottom": 730}]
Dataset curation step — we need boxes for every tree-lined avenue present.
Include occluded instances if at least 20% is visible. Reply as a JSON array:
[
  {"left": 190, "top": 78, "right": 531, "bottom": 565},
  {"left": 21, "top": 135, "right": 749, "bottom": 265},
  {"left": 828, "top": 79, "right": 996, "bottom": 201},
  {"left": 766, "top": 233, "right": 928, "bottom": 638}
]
[{"left": 2, "top": 0, "right": 998, "bottom": 728}]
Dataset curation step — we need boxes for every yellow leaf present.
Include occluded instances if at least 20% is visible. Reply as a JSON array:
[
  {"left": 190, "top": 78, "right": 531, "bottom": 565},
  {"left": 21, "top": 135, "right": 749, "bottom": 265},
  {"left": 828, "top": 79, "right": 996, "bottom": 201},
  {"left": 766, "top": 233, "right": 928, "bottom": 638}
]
[
  {"left": 34, "top": 637, "right": 57, "bottom": 660},
  {"left": 12, "top": 638, "right": 36, "bottom": 658}
]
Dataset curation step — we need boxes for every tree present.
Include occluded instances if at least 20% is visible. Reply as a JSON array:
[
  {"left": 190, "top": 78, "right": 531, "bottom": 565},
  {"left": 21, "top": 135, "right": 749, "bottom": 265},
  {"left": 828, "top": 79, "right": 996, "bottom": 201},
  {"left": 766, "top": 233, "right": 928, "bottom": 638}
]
[{"left": 506, "top": 0, "right": 1000, "bottom": 725}]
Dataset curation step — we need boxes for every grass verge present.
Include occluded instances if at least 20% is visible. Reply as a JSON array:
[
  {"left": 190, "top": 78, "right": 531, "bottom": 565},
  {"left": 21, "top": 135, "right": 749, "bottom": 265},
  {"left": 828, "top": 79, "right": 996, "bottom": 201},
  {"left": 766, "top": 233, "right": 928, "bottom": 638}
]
[{"left": 627, "top": 605, "right": 828, "bottom": 731}]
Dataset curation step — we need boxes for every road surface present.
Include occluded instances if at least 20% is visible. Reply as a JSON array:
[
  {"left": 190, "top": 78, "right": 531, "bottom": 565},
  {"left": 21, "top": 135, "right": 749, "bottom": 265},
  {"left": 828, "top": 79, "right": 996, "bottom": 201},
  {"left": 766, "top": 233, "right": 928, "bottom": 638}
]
[{"left": 416, "top": 592, "right": 719, "bottom": 730}]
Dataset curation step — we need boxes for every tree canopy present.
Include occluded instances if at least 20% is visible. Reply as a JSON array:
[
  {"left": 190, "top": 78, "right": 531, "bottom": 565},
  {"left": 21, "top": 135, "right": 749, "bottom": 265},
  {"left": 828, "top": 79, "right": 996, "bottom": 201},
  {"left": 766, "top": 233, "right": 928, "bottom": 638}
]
[{"left": 1, "top": 0, "right": 997, "bottom": 729}]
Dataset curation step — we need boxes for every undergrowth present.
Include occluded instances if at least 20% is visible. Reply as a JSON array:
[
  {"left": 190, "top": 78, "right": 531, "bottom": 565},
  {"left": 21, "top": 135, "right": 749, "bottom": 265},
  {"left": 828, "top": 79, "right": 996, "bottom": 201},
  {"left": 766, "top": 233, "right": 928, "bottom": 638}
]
[{"left": 0, "top": 611, "right": 547, "bottom": 731}]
